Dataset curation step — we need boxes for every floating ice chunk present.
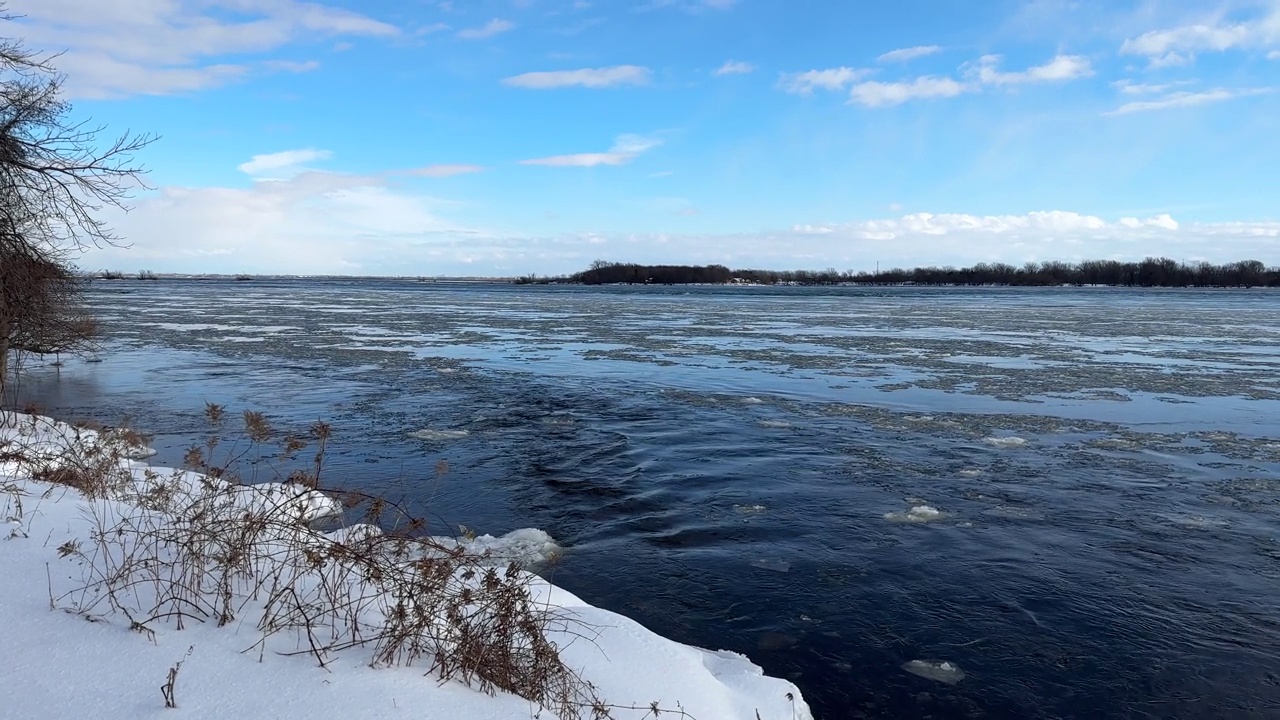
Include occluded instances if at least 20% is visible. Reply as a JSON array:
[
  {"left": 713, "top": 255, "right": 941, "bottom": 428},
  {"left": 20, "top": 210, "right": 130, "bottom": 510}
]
[
  {"left": 408, "top": 428, "right": 471, "bottom": 441},
  {"left": 985, "top": 436, "right": 1027, "bottom": 448},
  {"left": 982, "top": 505, "right": 1043, "bottom": 520},
  {"left": 733, "top": 504, "right": 768, "bottom": 514},
  {"left": 433, "top": 528, "right": 562, "bottom": 567},
  {"left": 958, "top": 469, "right": 983, "bottom": 478},
  {"left": 903, "top": 659, "right": 966, "bottom": 684},
  {"left": 1163, "top": 514, "right": 1228, "bottom": 529},
  {"left": 884, "top": 505, "right": 946, "bottom": 523},
  {"left": 121, "top": 445, "right": 158, "bottom": 460},
  {"left": 756, "top": 419, "right": 792, "bottom": 429},
  {"left": 750, "top": 558, "right": 792, "bottom": 573}
]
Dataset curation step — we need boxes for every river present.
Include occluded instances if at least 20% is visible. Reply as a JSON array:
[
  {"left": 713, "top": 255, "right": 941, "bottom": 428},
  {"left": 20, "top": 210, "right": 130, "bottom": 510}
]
[{"left": 16, "top": 279, "right": 1280, "bottom": 719}]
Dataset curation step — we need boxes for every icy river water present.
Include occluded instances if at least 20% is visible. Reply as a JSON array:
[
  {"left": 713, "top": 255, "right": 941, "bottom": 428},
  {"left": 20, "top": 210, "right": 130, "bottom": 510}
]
[{"left": 18, "top": 279, "right": 1280, "bottom": 719}]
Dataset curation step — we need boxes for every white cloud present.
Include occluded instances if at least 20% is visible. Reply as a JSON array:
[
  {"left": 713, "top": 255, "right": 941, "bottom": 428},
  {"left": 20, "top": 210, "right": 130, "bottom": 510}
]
[
  {"left": 1111, "top": 79, "right": 1195, "bottom": 95},
  {"left": 968, "top": 54, "right": 1094, "bottom": 85},
  {"left": 457, "top": 18, "right": 515, "bottom": 39},
  {"left": 503, "top": 65, "right": 651, "bottom": 89},
  {"left": 877, "top": 45, "right": 941, "bottom": 63},
  {"left": 1105, "top": 87, "right": 1272, "bottom": 115},
  {"left": 520, "top": 134, "right": 662, "bottom": 167},
  {"left": 82, "top": 184, "right": 1280, "bottom": 276},
  {"left": 848, "top": 76, "right": 969, "bottom": 107},
  {"left": 780, "top": 67, "right": 873, "bottom": 95},
  {"left": 237, "top": 148, "right": 333, "bottom": 178},
  {"left": 86, "top": 171, "right": 479, "bottom": 275},
  {"left": 786, "top": 54, "right": 1093, "bottom": 107},
  {"left": 1120, "top": 8, "right": 1280, "bottom": 65},
  {"left": 9, "top": 0, "right": 397, "bottom": 98},
  {"left": 643, "top": 0, "right": 737, "bottom": 11},
  {"left": 1269, "top": 50, "right": 1280, "bottom": 59},
  {"left": 714, "top": 60, "right": 755, "bottom": 76},
  {"left": 407, "top": 165, "right": 484, "bottom": 178},
  {"left": 416, "top": 23, "right": 451, "bottom": 35}
]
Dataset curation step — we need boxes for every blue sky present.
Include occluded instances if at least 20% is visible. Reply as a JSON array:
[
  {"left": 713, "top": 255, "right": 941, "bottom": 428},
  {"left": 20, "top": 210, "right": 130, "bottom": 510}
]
[{"left": 10, "top": 0, "right": 1280, "bottom": 276}]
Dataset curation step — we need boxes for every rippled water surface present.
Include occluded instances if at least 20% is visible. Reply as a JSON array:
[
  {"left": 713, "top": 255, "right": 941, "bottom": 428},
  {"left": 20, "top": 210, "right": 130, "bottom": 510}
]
[{"left": 18, "top": 280, "right": 1280, "bottom": 719}]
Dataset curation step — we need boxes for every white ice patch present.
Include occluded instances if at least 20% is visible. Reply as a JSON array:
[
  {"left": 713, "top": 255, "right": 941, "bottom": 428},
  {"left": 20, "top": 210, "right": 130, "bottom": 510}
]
[
  {"left": 1162, "top": 514, "right": 1228, "bottom": 529},
  {"left": 122, "top": 445, "right": 158, "bottom": 460},
  {"left": 749, "top": 558, "right": 791, "bottom": 573},
  {"left": 408, "top": 428, "right": 471, "bottom": 441},
  {"left": 884, "top": 505, "right": 946, "bottom": 523},
  {"left": 985, "top": 436, "right": 1027, "bottom": 448},
  {"left": 434, "top": 528, "right": 563, "bottom": 567},
  {"left": 902, "top": 659, "right": 966, "bottom": 684}
]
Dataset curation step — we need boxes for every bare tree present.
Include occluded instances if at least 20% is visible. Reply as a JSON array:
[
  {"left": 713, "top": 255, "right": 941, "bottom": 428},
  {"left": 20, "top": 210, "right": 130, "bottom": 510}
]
[{"left": 0, "top": 7, "right": 153, "bottom": 403}]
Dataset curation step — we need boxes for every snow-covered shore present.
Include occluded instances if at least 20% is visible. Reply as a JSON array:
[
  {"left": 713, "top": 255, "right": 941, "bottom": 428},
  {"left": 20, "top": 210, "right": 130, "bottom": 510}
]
[{"left": 0, "top": 413, "right": 812, "bottom": 720}]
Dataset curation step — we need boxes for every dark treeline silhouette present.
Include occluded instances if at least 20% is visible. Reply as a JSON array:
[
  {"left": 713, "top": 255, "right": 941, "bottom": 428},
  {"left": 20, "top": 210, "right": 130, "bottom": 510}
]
[{"left": 517, "top": 258, "right": 1280, "bottom": 288}]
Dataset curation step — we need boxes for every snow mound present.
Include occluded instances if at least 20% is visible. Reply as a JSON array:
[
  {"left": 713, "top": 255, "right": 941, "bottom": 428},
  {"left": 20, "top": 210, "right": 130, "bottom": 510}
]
[{"left": 0, "top": 412, "right": 814, "bottom": 720}]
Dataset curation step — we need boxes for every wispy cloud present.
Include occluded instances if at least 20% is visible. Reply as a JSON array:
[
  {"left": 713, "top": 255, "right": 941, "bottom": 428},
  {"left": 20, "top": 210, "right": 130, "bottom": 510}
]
[
  {"left": 457, "top": 18, "right": 515, "bottom": 40},
  {"left": 1111, "top": 79, "right": 1196, "bottom": 95},
  {"left": 407, "top": 164, "right": 484, "bottom": 178},
  {"left": 1104, "top": 87, "right": 1273, "bottom": 115},
  {"left": 237, "top": 148, "right": 333, "bottom": 178},
  {"left": 416, "top": 23, "right": 450, "bottom": 36},
  {"left": 788, "top": 54, "right": 1096, "bottom": 107},
  {"left": 1120, "top": 7, "right": 1280, "bottom": 66},
  {"left": 9, "top": 0, "right": 398, "bottom": 99},
  {"left": 967, "top": 54, "right": 1093, "bottom": 85},
  {"left": 520, "top": 134, "right": 662, "bottom": 167},
  {"left": 780, "top": 67, "right": 873, "bottom": 95},
  {"left": 877, "top": 45, "right": 941, "bottom": 63},
  {"left": 642, "top": 0, "right": 737, "bottom": 11},
  {"left": 714, "top": 60, "right": 755, "bottom": 76},
  {"left": 848, "top": 76, "right": 969, "bottom": 107},
  {"left": 503, "top": 65, "right": 651, "bottom": 89}
]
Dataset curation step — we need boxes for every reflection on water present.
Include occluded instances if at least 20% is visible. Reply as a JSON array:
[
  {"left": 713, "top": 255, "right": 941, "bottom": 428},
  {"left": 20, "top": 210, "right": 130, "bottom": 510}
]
[{"left": 18, "top": 279, "right": 1280, "bottom": 719}]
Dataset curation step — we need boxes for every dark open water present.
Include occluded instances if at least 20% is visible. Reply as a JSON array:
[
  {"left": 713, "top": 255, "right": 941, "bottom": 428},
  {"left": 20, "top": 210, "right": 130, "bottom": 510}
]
[{"left": 16, "top": 279, "right": 1280, "bottom": 719}]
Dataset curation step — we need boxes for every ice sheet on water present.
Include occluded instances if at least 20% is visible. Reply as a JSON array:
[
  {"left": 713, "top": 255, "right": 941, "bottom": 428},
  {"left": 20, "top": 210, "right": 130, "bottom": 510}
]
[{"left": 902, "top": 659, "right": 966, "bottom": 684}]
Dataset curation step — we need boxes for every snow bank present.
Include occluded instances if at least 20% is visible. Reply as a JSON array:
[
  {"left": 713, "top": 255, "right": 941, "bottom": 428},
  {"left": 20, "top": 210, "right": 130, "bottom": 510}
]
[{"left": 0, "top": 413, "right": 812, "bottom": 720}]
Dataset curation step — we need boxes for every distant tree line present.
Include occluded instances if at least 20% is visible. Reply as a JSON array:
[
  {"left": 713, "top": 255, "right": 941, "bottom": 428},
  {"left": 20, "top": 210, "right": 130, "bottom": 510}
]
[{"left": 516, "top": 258, "right": 1280, "bottom": 288}]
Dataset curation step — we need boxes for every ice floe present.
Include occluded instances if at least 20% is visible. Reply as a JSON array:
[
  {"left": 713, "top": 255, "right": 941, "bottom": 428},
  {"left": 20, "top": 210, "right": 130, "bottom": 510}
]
[
  {"left": 884, "top": 505, "right": 946, "bottom": 523},
  {"left": 902, "top": 659, "right": 966, "bottom": 684}
]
